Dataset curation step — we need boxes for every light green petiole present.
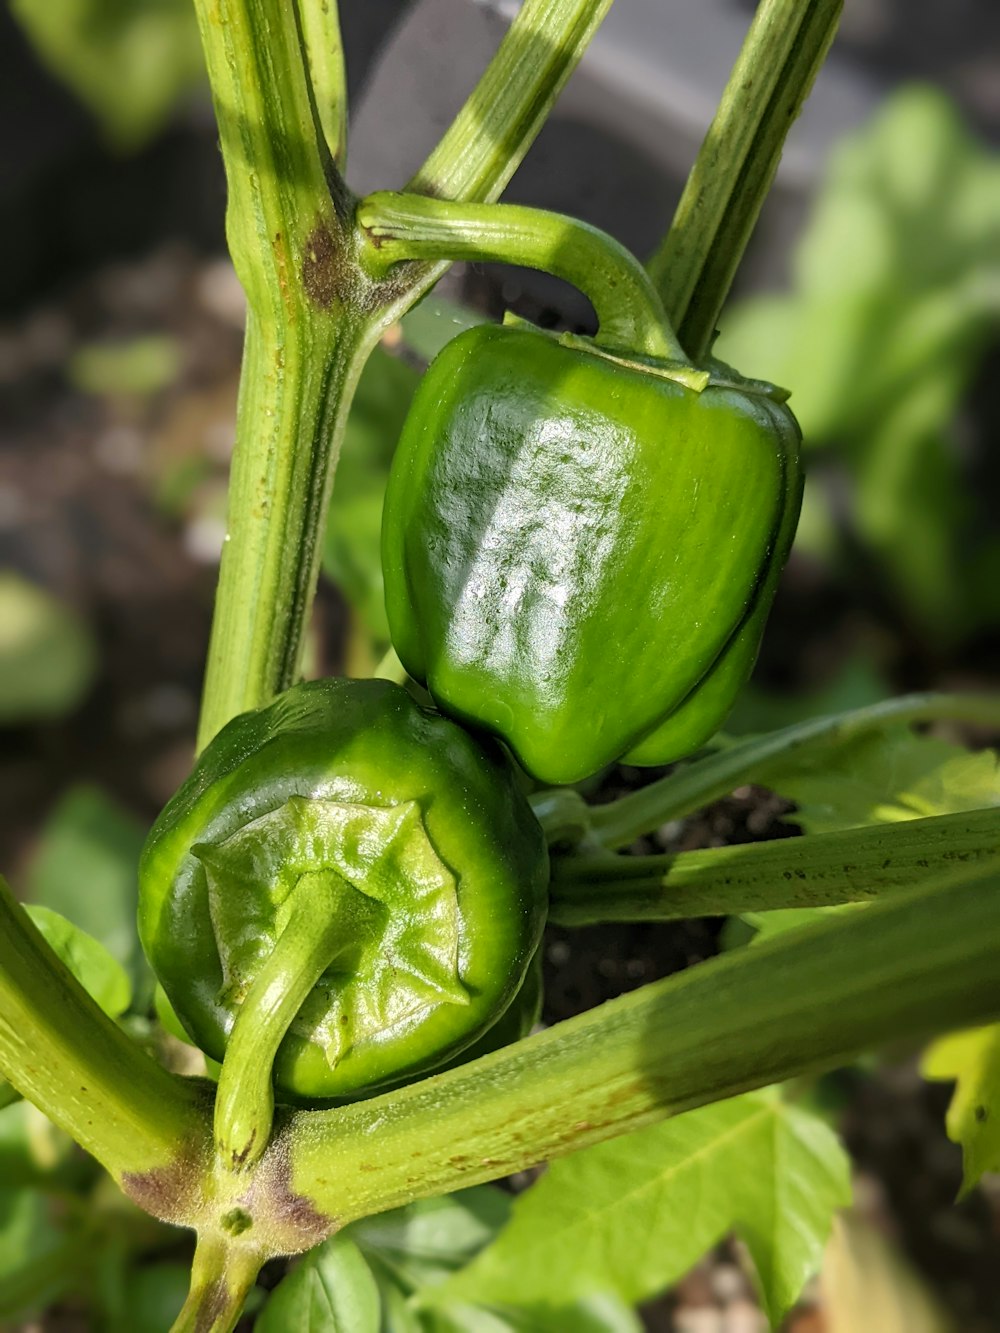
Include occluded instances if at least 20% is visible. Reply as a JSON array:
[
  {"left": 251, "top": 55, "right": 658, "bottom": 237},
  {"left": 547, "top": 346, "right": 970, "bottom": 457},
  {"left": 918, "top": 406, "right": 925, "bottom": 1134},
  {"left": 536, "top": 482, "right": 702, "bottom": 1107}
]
[
  {"left": 214, "top": 870, "right": 355, "bottom": 1171},
  {"left": 359, "top": 191, "right": 684, "bottom": 361}
]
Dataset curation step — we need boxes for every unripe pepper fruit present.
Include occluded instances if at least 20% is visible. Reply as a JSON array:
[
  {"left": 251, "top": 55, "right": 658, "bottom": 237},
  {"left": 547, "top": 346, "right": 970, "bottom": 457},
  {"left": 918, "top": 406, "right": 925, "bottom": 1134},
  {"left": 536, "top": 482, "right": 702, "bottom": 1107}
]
[
  {"left": 138, "top": 677, "right": 548, "bottom": 1101},
  {"left": 382, "top": 323, "right": 802, "bottom": 785}
]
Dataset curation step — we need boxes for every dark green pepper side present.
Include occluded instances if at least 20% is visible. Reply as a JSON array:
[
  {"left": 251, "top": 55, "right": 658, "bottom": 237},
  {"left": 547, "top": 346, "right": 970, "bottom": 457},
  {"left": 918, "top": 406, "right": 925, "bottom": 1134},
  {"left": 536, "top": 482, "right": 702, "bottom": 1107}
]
[
  {"left": 138, "top": 677, "right": 548, "bottom": 1101},
  {"left": 382, "top": 323, "right": 802, "bottom": 785}
]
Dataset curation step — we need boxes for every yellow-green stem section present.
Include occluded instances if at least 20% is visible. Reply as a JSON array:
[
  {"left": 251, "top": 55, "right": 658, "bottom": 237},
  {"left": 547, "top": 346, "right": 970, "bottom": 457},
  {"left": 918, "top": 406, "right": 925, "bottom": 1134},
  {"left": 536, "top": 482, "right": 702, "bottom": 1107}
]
[
  {"left": 588, "top": 692, "right": 1000, "bottom": 848},
  {"left": 170, "top": 1233, "right": 264, "bottom": 1333},
  {"left": 191, "top": 0, "right": 374, "bottom": 749},
  {"left": 649, "top": 0, "right": 842, "bottom": 358},
  {"left": 214, "top": 872, "right": 348, "bottom": 1171},
  {"left": 412, "top": 0, "right": 613, "bottom": 202},
  {"left": 550, "top": 807, "right": 1000, "bottom": 924},
  {"left": 0, "top": 878, "right": 206, "bottom": 1182},
  {"left": 359, "top": 192, "right": 682, "bottom": 360},
  {"left": 193, "top": 0, "right": 614, "bottom": 746},
  {"left": 283, "top": 868, "right": 1000, "bottom": 1221}
]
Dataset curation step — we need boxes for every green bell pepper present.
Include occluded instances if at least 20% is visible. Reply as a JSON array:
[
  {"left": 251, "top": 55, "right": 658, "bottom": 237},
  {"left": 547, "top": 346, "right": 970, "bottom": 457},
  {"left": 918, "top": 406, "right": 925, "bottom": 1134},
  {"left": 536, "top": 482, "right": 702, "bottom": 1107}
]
[
  {"left": 138, "top": 678, "right": 548, "bottom": 1104},
  {"left": 382, "top": 323, "right": 802, "bottom": 785}
]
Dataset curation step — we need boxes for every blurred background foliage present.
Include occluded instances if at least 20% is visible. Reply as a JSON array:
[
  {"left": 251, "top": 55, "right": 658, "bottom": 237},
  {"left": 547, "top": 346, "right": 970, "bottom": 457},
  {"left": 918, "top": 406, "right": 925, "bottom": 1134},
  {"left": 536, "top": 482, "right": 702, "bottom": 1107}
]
[
  {"left": 9, "top": 0, "right": 204, "bottom": 151},
  {"left": 1, "top": 0, "right": 999, "bottom": 1329}
]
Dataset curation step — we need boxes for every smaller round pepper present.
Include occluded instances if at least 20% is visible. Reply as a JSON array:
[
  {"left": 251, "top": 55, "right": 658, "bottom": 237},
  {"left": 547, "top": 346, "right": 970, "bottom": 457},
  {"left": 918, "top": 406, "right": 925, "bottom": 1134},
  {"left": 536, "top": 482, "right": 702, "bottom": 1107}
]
[{"left": 139, "top": 678, "right": 548, "bottom": 1138}]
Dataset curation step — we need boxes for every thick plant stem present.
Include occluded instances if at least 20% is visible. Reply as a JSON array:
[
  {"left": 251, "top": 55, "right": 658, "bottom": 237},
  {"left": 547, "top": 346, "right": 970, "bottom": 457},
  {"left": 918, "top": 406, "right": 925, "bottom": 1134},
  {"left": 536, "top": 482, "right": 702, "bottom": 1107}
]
[
  {"left": 194, "top": 0, "right": 612, "bottom": 745},
  {"left": 171, "top": 1233, "right": 264, "bottom": 1333},
  {"left": 283, "top": 869, "right": 1000, "bottom": 1221},
  {"left": 196, "top": 314, "right": 374, "bottom": 750},
  {"left": 214, "top": 872, "right": 350, "bottom": 1171},
  {"left": 649, "top": 0, "right": 843, "bottom": 359},
  {"left": 298, "top": 0, "right": 348, "bottom": 168},
  {"left": 192, "top": 0, "right": 365, "bottom": 748},
  {"left": 550, "top": 807, "right": 999, "bottom": 925},
  {"left": 412, "top": 0, "right": 613, "bottom": 202},
  {"left": 588, "top": 692, "right": 1000, "bottom": 849},
  {"left": 359, "top": 192, "right": 682, "bottom": 359},
  {"left": 0, "top": 878, "right": 207, "bottom": 1185}
]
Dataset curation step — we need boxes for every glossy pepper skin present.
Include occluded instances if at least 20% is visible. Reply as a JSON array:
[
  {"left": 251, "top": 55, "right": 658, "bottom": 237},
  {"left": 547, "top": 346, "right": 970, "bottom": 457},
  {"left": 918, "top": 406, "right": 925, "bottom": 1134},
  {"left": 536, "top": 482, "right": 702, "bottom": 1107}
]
[
  {"left": 138, "top": 677, "right": 548, "bottom": 1100},
  {"left": 383, "top": 323, "right": 802, "bottom": 784}
]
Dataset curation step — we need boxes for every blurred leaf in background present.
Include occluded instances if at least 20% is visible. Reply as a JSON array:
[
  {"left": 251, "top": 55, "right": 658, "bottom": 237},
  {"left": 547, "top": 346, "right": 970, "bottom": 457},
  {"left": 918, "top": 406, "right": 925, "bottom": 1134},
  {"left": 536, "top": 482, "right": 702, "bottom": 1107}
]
[
  {"left": 70, "top": 335, "right": 183, "bottom": 398},
  {"left": 0, "top": 905, "right": 132, "bottom": 1109},
  {"left": 9, "top": 0, "right": 204, "bottom": 151},
  {"left": 923, "top": 1025, "right": 1000, "bottom": 1198},
  {"left": 717, "top": 87, "right": 1000, "bottom": 645},
  {"left": 24, "top": 785, "right": 149, "bottom": 1001},
  {"left": 0, "top": 572, "right": 97, "bottom": 724}
]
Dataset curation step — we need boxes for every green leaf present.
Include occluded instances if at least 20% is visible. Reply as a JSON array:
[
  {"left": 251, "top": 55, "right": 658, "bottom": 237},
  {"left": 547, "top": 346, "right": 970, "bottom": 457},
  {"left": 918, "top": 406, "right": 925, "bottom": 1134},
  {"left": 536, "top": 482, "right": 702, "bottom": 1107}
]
[
  {"left": 0, "top": 1187, "right": 82, "bottom": 1320},
  {"left": 8, "top": 0, "right": 204, "bottom": 151},
  {"left": 764, "top": 725, "right": 999, "bottom": 835},
  {"left": 24, "top": 905, "right": 131, "bottom": 1018},
  {"left": 117, "top": 1262, "right": 191, "bottom": 1333},
  {"left": 70, "top": 335, "right": 182, "bottom": 398},
  {"left": 922, "top": 1027, "right": 1000, "bottom": 1195},
  {"left": 734, "top": 725, "right": 998, "bottom": 947},
  {"left": 322, "top": 348, "right": 421, "bottom": 644},
  {"left": 25, "top": 786, "right": 148, "bottom": 996},
  {"left": 349, "top": 1187, "right": 512, "bottom": 1292},
  {"left": 256, "top": 1233, "right": 381, "bottom": 1333},
  {"left": 434, "top": 1092, "right": 850, "bottom": 1327},
  {"left": 717, "top": 87, "right": 1000, "bottom": 443},
  {"left": 715, "top": 87, "right": 1000, "bottom": 640},
  {"left": 0, "top": 572, "right": 96, "bottom": 724},
  {"left": 420, "top": 1293, "right": 641, "bottom": 1333}
]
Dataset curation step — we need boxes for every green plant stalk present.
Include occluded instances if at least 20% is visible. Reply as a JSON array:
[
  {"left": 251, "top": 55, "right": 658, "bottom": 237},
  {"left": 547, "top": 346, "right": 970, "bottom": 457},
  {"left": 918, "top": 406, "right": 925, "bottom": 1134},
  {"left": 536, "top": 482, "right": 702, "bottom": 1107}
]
[
  {"left": 0, "top": 877, "right": 207, "bottom": 1185},
  {"left": 214, "top": 871, "right": 350, "bottom": 1171},
  {"left": 283, "top": 868, "right": 1000, "bottom": 1221},
  {"left": 359, "top": 192, "right": 683, "bottom": 359},
  {"left": 194, "top": 0, "right": 613, "bottom": 747},
  {"left": 648, "top": 0, "right": 842, "bottom": 359},
  {"left": 411, "top": 0, "right": 614, "bottom": 202},
  {"left": 192, "top": 0, "right": 365, "bottom": 750},
  {"left": 170, "top": 1232, "right": 264, "bottom": 1333},
  {"left": 588, "top": 692, "right": 1000, "bottom": 848},
  {"left": 298, "top": 0, "right": 348, "bottom": 167},
  {"left": 550, "top": 807, "right": 999, "bottom": 924}
]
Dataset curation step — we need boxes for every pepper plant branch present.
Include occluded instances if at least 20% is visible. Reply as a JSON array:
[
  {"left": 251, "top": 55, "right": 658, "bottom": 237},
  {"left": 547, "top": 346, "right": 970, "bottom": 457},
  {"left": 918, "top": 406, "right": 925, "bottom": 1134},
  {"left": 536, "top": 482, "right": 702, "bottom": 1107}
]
[
  {"left": 194, "top": 0, "right": 614, "bottom": 745},
  {"left": 282, "top": 868, "right": 1000, "bottom": 1221},
  {"left": 359, "top": 192, "right": 682, "bottom": 359},
  {"left": 411, "top": 0, "right": 613, "bottom": 203},
  {"left": 297, "top": 0, "right": 348, "bottom": 168},
  {"left": 549, "top": 807, "right": 999, "bottom": 925},
  {"left": 192, "top": 0, "right": 368, "bottom": 749},
  {"left": 0, "top": 877, "right": 207, "bottom": 1182},
  {"left": 170, "top": 1233, "right": 264, "bottom": 1333},
  {"left": 648, "top": 0, "right": 842, "bottom": 360},
  {"left": 587, "top": 692, "right": 1000, "bottom": 849}
]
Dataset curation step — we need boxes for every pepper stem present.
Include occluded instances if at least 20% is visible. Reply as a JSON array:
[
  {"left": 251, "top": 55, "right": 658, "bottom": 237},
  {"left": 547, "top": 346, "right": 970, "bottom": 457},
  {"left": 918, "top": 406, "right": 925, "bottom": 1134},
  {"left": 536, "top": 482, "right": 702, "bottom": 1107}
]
[
  {"left": 214, "top": 870, "right": 356, "bottom": 1171},
  {"left": 357, "top": 191, "right": 685, "bottom": 362},
  {"left": 170, "top": 1232, "right": 263, "bottom": 1333}
]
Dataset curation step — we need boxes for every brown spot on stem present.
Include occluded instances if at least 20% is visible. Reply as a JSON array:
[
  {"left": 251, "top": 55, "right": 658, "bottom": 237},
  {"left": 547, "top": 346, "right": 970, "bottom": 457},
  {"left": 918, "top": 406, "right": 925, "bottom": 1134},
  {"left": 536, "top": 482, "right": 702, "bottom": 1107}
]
[
  {"left": 194, "top": 1280, "right": 227, "bottom": 1333},
  {"left": 302, "top": 223, "right": 341, "bottom": 308},
  {"left": 251, "top": 1129, "right": 338, "bottom": 1254},
  {"left": 121, "top": 1151, "right": 205, "bottom": 1227}
]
